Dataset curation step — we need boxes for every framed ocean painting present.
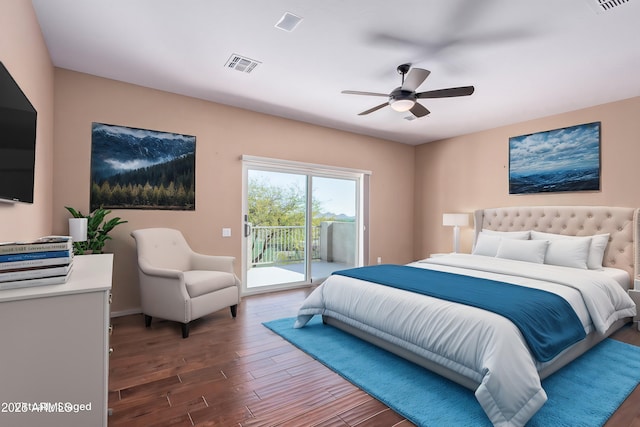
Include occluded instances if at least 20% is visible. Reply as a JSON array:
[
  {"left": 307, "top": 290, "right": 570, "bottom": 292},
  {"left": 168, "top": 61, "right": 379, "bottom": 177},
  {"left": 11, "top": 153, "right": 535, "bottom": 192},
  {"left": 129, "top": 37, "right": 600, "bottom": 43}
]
[
  {"left": 509, "top": 122, "right": 601, "bottom": 194},
  {"left": 90, "top": 122, "right": 196, "bottom": 210}
]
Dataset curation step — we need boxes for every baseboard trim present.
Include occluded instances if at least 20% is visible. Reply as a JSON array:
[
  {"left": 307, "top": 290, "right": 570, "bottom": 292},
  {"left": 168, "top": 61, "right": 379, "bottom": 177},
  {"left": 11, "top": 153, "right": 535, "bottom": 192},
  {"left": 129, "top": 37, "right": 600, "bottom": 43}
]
[{"left": 110, "top": 307, "right": 142, "bottom": 318}]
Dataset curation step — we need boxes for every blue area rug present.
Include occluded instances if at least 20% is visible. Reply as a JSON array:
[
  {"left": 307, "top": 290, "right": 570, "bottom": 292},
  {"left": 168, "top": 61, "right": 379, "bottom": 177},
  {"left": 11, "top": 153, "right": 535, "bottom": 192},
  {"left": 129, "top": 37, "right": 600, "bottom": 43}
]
[{"left": 263, "top": 317, "right": 640, "bottom": 427}]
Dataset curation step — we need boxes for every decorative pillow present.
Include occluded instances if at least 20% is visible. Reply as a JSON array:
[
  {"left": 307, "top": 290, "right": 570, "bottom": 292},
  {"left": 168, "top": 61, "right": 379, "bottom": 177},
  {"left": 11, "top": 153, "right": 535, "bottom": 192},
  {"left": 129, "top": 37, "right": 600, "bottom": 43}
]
[
  {"left": 544, "top": 238, "right": 592, "bottom": 269},
  {"left": 530, "top": 231, "right": 567, "bottom": 240},
  {"left": 587, "top": 233, "right": 610, "bottom": 269},
  {"left": 495, "top": 239, "right": 549, "bottom": 264},
  {"left": 472, "top": 233, "right": 502, "bottom": 257},
  {"left": 481, "top": 229, "right": 531, "bottom": 240},
  {"left": 530, "top": 231, "right": 609, "bottom": 270}
]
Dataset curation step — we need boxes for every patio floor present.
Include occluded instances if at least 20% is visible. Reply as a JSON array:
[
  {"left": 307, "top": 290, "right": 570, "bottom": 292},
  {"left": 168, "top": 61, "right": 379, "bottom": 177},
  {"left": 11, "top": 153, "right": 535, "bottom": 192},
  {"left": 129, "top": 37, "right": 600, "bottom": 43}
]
[{"left": 247, "top": 260, "right": 352, "bottom": 288}]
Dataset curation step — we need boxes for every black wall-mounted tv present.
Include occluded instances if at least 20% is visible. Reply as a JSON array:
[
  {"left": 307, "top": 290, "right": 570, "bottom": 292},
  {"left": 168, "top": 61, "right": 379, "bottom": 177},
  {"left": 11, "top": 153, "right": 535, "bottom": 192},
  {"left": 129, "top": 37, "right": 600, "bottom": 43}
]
[{"left": 0, "top": 61, "right": 37, "bottom": 204}]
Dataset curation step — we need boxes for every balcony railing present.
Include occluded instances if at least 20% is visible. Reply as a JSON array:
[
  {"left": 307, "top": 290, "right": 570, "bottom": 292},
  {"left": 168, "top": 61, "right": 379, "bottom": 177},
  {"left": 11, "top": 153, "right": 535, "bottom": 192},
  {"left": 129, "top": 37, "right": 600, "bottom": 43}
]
[{"left": 250, "top": 226, "right": 320, "bottom": 266}]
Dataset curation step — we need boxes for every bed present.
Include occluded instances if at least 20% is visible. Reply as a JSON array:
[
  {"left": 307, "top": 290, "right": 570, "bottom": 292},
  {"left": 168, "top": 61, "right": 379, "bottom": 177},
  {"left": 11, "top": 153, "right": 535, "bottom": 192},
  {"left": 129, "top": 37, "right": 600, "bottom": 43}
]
[{"left": 295, "top": 206, "right": 639, "bottom": 427}]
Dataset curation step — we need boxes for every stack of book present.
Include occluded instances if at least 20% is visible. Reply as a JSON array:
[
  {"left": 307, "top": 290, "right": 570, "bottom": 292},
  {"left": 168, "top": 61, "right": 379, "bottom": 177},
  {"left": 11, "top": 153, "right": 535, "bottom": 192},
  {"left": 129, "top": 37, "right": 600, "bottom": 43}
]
[{"left": 0, "top": 236, "right": 74, "bottom": 290}]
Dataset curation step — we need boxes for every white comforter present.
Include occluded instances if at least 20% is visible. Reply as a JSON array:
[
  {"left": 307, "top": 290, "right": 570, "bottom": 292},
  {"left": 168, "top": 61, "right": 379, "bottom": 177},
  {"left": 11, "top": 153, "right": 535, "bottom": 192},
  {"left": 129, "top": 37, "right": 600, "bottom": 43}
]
[{"left": 295, "top": 254, "right": 636, "bottom": 427}]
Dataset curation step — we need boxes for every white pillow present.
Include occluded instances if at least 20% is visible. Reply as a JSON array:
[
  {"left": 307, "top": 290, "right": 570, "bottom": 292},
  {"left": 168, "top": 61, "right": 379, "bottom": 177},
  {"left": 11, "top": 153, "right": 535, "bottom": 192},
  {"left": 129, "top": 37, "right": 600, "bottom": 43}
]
[
  {"left": 481, "top": 229, "right": 531, "bottom": 240},
  {"left": 530, "top": 231, "right": 609, "bottom": 270},
  {"left": 587, "top": 233, "right": 610, "bottom": 269},
  {"left": 531, "top": 231, "right": 568, "bottom": 240},
  {"left": 544, "top": 238, "right": 591, "bottom": 269},
  {"left": 472, "top": 233, "right": 502, "bottom": 257},
  {"left": 495, "top": 239, "right": 549, "bottom": 264}
]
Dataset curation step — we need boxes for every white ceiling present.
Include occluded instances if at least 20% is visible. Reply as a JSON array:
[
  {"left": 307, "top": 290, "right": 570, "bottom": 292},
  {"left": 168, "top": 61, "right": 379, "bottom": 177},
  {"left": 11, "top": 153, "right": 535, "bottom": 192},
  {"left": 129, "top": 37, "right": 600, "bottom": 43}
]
[{"left": 31, "top": 0, "right": 640, "bottom": 145}]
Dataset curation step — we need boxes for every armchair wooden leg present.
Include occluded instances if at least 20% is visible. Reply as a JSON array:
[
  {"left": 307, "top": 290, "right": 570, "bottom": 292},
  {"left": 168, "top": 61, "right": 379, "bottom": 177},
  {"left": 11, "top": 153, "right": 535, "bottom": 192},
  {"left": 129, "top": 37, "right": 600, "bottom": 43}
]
[
  {"left": 144, "top": 315, "right": 152, "bottom": 328},
  {"left": 181, "top": 322, "right": 190, "bottom": 339},
  {"left": 230, "top": 304, "right": 238, "bottom": 318}
]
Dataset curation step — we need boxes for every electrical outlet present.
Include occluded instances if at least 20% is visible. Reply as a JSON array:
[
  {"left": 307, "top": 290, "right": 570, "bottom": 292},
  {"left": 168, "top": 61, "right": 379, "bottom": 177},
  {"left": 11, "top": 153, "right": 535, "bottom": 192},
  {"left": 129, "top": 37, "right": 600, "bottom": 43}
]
[
  {"left": 222, "top": 228, "right": 231, "bottom": 237},
  {"left": 377, "top": 257, "right": 382, "bottom": 264}
]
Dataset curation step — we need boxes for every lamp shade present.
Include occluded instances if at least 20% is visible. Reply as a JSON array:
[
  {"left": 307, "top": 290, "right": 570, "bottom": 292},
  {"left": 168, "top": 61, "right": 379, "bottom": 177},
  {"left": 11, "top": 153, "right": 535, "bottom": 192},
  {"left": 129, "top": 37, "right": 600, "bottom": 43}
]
[
  {"left": 69, "top": 217, "right": 88, "bottom": 242},
  {"left": 442, "top": 213, "right": 469, "bottom": 227}
]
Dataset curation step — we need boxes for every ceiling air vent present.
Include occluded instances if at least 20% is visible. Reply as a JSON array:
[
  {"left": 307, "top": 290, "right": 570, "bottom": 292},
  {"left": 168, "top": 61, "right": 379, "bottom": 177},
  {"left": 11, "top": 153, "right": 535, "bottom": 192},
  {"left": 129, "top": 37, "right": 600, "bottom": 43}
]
[
  {"left": 587, "top": 0, "right": 631, "bottom": 14},
  {"left": 225, "top": 54, "right": 261, "bottom": 73},
  {"left": 275, "top": 12, "right": 303, "bottom": 32}
]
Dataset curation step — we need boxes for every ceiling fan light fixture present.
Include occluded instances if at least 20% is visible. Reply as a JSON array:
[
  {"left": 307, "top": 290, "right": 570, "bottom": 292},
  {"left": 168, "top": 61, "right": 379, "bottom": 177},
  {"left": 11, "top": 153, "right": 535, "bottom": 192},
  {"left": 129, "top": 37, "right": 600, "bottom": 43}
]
[
  {"left": 389, "top": 98, "right": 415, "bottom": 112},
  {"left": 342, "top": 65, "right": 472, "bottom": 118}
]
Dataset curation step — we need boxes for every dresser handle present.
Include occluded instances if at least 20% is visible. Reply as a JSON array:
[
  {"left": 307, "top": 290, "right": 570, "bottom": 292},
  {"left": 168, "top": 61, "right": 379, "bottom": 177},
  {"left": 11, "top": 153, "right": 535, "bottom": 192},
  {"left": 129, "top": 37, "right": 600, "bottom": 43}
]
[{"left": 109, "top": 348, "right": 114, "bottom": 356}]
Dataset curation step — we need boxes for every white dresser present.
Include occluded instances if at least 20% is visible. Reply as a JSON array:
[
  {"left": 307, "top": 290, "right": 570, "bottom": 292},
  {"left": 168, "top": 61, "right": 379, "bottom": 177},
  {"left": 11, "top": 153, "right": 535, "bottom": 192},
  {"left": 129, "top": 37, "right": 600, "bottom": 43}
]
[{"left": 0, "top": 254, "right": 113, "bottom": 427}]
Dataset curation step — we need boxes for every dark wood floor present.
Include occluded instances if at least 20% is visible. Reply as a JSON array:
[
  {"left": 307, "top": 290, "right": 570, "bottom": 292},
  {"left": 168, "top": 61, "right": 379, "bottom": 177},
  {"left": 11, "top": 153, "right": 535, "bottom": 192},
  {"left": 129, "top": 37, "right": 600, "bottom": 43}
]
[{"left": 108, "top": 288, "right": 640, "bottom": 426}]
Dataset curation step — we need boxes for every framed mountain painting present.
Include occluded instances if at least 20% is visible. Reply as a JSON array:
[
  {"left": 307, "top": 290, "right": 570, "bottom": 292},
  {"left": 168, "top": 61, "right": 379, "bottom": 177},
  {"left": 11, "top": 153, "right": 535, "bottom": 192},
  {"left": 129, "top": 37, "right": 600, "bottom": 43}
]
[
  {"left": 509, "top": 122, "right": 600, "bottom": 194},
  {"left": 90, "top": 122, "right": 196, "bottom": 210}
]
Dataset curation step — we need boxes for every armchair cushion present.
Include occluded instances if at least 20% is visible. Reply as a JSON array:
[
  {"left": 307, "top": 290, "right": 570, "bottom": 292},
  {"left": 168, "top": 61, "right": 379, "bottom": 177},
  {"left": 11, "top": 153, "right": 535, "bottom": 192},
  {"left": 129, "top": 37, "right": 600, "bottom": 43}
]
[{"left": 184, "top": 270, "right": 237, "bottom": 298}]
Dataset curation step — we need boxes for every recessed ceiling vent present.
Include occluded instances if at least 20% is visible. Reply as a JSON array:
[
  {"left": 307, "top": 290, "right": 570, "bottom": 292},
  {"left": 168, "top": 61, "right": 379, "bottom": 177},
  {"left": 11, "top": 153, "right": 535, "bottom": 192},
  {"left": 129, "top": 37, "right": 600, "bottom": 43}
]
[
  {"left": 587, "top": 0, "right": 631, "bottom": 14},
  {"left": 275, "top": 12, "right": 303, "bottom": 32},
  {"left": 225, "top": 54, "right": 261, "bottom": 73}
]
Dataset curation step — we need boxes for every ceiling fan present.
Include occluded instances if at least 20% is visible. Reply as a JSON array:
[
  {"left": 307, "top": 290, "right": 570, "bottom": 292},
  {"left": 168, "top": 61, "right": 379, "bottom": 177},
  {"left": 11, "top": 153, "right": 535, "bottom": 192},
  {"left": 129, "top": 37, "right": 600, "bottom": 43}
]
[{"left": 341, "top": 64, "right": 474, "bottom": 118}]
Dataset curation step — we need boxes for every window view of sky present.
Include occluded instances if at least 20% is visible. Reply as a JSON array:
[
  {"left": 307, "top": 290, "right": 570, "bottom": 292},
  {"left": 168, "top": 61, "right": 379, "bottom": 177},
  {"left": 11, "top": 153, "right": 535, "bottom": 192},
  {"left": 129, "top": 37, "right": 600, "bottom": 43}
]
[{"left": 249, "top": 170, "right": 356, "bottom": 217}]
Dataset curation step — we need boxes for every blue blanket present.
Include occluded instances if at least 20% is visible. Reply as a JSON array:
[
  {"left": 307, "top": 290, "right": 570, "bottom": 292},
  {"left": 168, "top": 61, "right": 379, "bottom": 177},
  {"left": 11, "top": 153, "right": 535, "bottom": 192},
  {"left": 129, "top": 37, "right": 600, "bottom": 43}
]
[{"left": 333, "top": 264, "right": 586, "bottom": 362}]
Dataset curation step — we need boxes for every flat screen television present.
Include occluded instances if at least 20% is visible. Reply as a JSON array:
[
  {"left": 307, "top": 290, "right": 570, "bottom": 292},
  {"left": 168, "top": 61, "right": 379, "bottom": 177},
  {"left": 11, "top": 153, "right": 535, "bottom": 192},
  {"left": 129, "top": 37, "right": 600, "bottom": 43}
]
[{"left": 0, "top": 61, "right": 37, "bottom": 204}]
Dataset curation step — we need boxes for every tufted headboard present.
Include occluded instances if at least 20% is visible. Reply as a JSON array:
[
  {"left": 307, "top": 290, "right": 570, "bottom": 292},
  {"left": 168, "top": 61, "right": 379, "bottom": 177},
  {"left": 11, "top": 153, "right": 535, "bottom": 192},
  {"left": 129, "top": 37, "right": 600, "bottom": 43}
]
[{"left": 474, "top": 206, "right": 640, "bottom": 281}]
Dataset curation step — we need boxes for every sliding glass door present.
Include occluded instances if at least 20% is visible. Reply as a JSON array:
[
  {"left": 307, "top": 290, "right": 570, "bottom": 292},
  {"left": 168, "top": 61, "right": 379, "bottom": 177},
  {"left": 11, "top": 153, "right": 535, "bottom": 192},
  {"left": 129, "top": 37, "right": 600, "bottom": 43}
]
[
  {"left": 246, "top": 169, "right": 309, "bottom": 287},
  {"left": 242, "top": 157, "right": 366, "bottom": 295},
  {"left": 310, "top": 176, "right": 357, "bottom": 280}
]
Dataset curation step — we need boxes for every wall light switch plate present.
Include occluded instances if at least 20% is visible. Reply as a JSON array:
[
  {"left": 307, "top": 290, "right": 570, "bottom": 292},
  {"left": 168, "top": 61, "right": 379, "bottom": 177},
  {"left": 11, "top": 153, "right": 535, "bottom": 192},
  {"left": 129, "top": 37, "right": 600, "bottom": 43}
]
[{"left": 222, "top": 228, "right": 231, "bottom": 237}]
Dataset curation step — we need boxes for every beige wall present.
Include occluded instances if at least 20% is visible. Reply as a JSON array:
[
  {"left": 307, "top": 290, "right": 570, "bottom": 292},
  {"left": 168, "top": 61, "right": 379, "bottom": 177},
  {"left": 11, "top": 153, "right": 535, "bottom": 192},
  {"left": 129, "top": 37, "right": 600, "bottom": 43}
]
[
  {"left": 51, "top": 70, "right": 416, "bottom": 313},
  {"left": 5, "top": 1, "right": 639, "bottom": 316},
  {"left": 0, "top": 0, "right": 54, "bottom": 240},
  {"left": 414, "top": 96, "right": 640, "bottom": 258}
]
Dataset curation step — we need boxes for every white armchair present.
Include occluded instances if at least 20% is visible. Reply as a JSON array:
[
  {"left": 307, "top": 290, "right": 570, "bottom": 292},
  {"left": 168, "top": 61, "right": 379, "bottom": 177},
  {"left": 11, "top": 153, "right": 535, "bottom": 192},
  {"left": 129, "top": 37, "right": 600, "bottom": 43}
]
[{"left": 131, "top": 228, "right": 240, "bottom": 338}]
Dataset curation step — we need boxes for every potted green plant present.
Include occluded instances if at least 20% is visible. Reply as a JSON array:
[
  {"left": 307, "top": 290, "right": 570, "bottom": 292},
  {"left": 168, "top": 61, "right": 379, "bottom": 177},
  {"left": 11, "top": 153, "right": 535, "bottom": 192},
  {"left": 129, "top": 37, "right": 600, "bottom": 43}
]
[{"left": 65, "top": 206, "right": 128, "bottom": 255}]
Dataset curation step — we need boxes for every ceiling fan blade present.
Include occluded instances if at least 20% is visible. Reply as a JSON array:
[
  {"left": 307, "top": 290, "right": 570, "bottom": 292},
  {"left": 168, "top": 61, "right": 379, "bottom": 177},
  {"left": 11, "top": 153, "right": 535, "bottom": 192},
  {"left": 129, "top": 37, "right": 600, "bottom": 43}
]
[
  {"left": 410, "top": 102, "right": 430, "bottom": 118},
  {"left": 358, "top": 102, "right": 389, "bottom": 115},
  {"left": 342, "top": 90, "right": 389, "bottom": 97},
  {"left": 401, "top": 68, "right": 431, "bottom": 92},
  {"left": 416, "top": 86, "right": 475, "bottom": 99}
]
